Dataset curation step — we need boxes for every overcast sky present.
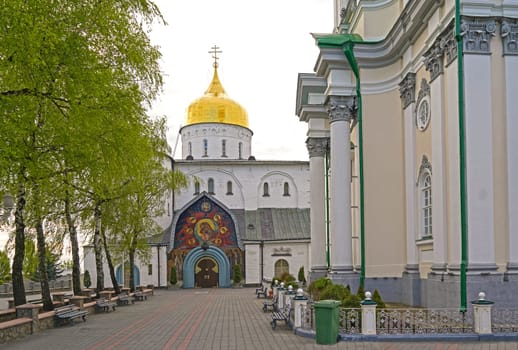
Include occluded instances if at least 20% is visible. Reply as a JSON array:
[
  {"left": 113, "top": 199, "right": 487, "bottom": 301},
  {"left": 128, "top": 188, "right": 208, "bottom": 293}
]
[{"left": 148, "top": 0, "right": 333, "bottom": 161}]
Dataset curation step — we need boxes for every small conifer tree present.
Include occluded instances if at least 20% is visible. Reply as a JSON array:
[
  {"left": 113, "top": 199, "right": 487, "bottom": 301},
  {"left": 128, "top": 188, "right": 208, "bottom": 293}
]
[
  {"left": 232, "top": 264, "right": 242, "bottom": 284},
  {"left": 170, "top": 266, "right": 177, "bottom": 286},
  {"left": 83, "top": 270, "right": 91, "bottom": 288}
]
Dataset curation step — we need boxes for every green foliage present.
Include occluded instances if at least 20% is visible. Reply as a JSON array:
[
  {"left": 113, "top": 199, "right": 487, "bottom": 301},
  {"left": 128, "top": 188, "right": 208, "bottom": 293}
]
[
  {"left": 308, "top": 277, "right": 332, "bottom": 300},
  {"left": 297, "top": 266, "right": 306, "bottom": 284},
  {"left": 319, "top": 284, "right": 350, "bottom": 301},
  {"left": 33, "top": 251, "right": 63, "bottom": 281},
  {"left": 170, "top": 265, "right": 177, "bottom": 286},
  {"left": 232, "top": 264, "right": 242, "bottom": 284},
  {"left": 23, "top": 239, "right": 38, "bottom": 281},
  {"left": 83, "top": 270, "right": 91, "bottom": 288},
  {"left": 341, "top": 293, "right": 362, "bottom": 308},
  {"left": 372, "top": 289, "right": 386, "bottom": 308},
  {"left": 0, "top": 250, "right": 11, "bottom": 284},
  {"left": 356, "top": 284, "right": 365, "bottom": 299}
]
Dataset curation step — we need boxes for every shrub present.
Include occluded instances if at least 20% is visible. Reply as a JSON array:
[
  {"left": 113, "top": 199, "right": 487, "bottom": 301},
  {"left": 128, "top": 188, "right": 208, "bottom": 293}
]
[
  {"left": 319, "top": 283, "right": 350, "bottom": 301},
  {"left": 372, "top": 289, "right": 386, "bottom": 308},
  {"left": 83, "top": 270, "right": 91, "bottom": 288},
  {"left": 356, "top": 284, "right": 365, "bottom": 299},
  {"left": 341, "top": 293, "right": 361, "bottom": 308},
  {"left": 297, "top": 266, "right": 306, "bottom": 284},
  {"left": 232, "top": 264, "right": 242, "bottom": 284},
  {"left": 307, "top": 277, "right": 332, "bottom": 300},
  {"left": 170, "top": 266, "right": 177, "bottom": 286}
]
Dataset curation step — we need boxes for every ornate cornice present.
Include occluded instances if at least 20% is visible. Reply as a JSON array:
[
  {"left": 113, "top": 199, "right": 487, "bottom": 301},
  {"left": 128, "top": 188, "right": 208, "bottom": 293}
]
[
  {"left": 399, "top": 72, "right": 416, "bottom": 110},
  {"left": 306, "top": 137, "right": 329, "bottom": 158},
  {"left": 501, "top": 18, "right": 518, "bottom": 56},
  {"left": 325, "top": 96, "right": 356, "bottom": 123},
  {"left": 461, "top": 17, "right": 497, "bottom": 54}
]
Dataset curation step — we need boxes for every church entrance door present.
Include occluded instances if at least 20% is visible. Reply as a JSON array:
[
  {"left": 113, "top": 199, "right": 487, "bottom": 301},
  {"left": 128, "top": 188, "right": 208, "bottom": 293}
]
[{"left": 195, "top": 257, "right": 219, "bottom": 288}]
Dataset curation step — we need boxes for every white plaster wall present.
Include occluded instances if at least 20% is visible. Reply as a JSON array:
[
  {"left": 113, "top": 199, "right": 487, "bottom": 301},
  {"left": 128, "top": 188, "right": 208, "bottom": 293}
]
[
  {"left": 174, "top": 161, "right": 310, "bottom": 211},
  {"left": 261, "top": 241, "right": 309, "bottom": 281},
  {"left": 244, "top": 243, "right": 261, "bottom": 284},
  {"left": 180, "top": 124, "right": 252, "bottom": 160}
]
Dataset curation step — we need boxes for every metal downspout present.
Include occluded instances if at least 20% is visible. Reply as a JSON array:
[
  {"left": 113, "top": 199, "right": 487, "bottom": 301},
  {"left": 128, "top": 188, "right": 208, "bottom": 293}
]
[
  {"left": 455, "top": 0, "right": 468, "bottom": 312},
  {"left": 325, "top": 151, "right": 331, "bottom": 269},
  {"left": 343, "top": 42, "right": 365, "bottom": 288}
]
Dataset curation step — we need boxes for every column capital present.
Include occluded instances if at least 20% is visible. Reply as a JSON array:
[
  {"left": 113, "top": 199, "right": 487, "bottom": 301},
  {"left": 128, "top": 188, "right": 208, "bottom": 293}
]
[
  {"left": 461, "top": 17, "right": 497, "bottom": 54},
  {"left": 306, "top": 137, "right": 329, "bottom": 158},
  {"left": 424, "top": 41, "right": 444, "bottom": 82},
  {"left": 325, "top": 95, "right": 356, "bottom": 123},
  {"left": 399, "top": 72, "right": 416, "bottom": 110},
  {"left": 501, "top": 18, "right": 518, "bottom": 56}
]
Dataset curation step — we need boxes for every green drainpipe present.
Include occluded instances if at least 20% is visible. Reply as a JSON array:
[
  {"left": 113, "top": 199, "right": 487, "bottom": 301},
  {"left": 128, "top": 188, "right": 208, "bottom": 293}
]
[
  {"left": 325, "top": 151, "right": 330, "bottom": 268},
  {"left": 455, "top": 0, "right": 468, "bottom": 312},
  {"left": 317, "top": 34, "right": 381, "bottom": 289}
]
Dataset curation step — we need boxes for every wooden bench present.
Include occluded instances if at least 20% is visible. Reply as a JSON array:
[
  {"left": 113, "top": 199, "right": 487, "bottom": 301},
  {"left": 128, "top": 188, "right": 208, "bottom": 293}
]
[
  {"left": 54, "top": 304, "right": 88, "bottom": 326},
  {"left": 95, "top": 299, "right": 116, "bottom": 312},
  {"left": 262, "top": 295, "right": 278, "bottom": 312},
  {"left": 271, "top": 304, "right": 292, "bottom": 330}
]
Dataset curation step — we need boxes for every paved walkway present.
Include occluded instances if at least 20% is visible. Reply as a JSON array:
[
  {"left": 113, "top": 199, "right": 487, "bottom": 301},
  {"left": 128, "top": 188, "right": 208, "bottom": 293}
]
[{"left": 3, "top": 288, "right": 518, "bottom": 350}]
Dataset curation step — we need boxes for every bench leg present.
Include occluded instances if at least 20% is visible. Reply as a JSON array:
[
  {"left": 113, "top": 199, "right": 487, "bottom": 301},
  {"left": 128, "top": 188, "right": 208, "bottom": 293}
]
[{"left": 271, "top": 320, "right": 276, "bottom": 330}]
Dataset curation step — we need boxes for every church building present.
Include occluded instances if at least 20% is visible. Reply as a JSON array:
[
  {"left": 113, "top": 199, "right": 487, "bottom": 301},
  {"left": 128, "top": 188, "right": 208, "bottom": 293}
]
[
  {"left": 296, "top": 0, "right": 518, "bottom": 308},
  {"left": 84, "top": 48, "right": 311, "bottom": 289}
]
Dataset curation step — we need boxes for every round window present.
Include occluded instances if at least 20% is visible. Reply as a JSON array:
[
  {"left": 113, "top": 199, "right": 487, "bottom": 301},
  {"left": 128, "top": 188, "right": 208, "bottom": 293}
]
[{"left": 417, "top": 98, "right": 430, "bottom": 131}]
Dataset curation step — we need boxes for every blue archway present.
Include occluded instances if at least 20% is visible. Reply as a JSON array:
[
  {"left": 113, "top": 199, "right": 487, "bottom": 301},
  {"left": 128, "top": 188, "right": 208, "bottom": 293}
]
[{"left": 183, "top": 246, "right": 231, "bottom": 288}]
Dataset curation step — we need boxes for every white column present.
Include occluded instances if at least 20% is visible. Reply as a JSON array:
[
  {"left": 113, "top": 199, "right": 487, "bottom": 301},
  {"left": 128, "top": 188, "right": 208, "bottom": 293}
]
[
  {"left": 462, "top": 18, "right": 497, "bottom": 271},
  {"left": 399, "top": 73, "right": 419, "bottom": 272},
  {"left": 326, "top": 95, "right": 355, "bottom": 273},
  {"left": 307, "top": 138, "right": 329, "bottom": 278},
  {"left": 502, "top": 20, "right": 518, "bottom": 272},
  {"left": 430, "top": 74, "right": 448, "bottom": 271}
]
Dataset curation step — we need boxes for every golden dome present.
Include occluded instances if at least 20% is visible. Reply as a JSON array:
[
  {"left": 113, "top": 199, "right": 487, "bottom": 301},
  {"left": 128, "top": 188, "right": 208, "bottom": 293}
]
[{"left": 186, "top": 65, "right": 249, "bottom": 128}]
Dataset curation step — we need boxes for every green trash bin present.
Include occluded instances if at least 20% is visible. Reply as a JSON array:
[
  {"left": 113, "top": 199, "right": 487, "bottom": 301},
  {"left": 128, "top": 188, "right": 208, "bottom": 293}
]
[{"left": 314, "top": 299, "right": 340, "bottom": 345}]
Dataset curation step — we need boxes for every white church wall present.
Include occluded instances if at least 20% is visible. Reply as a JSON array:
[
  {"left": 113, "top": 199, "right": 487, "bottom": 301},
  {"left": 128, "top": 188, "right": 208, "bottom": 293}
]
[
  {"left": 244, "top": 243, "right": 261, "bottom": 285},
  {"left": 262, "top": 241, "right": 309, "bottom": 282},
  {"left": 174, "top": 161, "right": 310, "bottom": 212}
]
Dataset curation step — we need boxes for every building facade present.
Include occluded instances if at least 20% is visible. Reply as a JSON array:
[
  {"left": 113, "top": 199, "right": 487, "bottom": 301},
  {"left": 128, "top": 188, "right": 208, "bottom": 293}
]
[
  {"left": 296, "top": 0, "right": 518, "bottom": 307},
  {"left": 85, "top": 54, "right": 311, "bottom": 289}
]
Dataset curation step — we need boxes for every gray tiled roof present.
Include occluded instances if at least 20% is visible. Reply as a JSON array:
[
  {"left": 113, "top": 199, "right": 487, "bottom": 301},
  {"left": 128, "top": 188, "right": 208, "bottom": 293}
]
[{"left": 235, "top": 208, "right": 310, "bottom": 241}]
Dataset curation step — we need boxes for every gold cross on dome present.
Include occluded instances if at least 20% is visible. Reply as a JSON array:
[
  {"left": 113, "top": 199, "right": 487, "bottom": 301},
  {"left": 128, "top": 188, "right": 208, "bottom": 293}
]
[{"left": 209, "top": 45, "right": 222, "bottom": 68}]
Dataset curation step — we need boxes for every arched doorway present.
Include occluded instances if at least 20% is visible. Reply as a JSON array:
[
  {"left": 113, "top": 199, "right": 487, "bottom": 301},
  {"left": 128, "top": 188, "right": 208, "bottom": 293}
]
[
  {"left": 182, "top": 246, "right": 231, "bottom": 288},
  {"left": 195, "top": 257, "right": 219, "bottom": 288},
  {"left": 116, "top": 263, "right": 140, "bottom": 288}
]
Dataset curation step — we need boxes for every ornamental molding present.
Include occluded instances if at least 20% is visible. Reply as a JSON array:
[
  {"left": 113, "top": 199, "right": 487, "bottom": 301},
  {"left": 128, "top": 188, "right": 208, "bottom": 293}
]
[
  {"left": 417, "top": 155, "right": 432, "bottom": 186},
  {"left": 460, "top": 17, "right": 497, "bottom": 54},
  {"left": 424, "top": 40, "right": 444, "bottom": 82},
  {"left": 325, "top": 96, "right": 357, "bottom": 123},
  {"left": 440, "top": 21, "right": 457, "bottom": 66},
  {"left": 415, "top": 79, "right": 431, "bottom": 132},
  {"left": 501, "top": 18, "right": 518, "bottom": 55},
  {"left": 306, "top": 137, "right": 329, "bottom": 158},
  {"left": 272, "top": 246, "right": 292, "bottom": 256},
  {"left": 399, "top": 72, "right": 416, "bottom": 110}
]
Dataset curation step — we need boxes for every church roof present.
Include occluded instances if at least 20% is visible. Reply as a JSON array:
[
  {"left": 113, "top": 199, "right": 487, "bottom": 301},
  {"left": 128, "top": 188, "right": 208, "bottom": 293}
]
[
  {"left": 233, "top": 208, "right": 310, "bottom": 241},
  {"left": 185, "top": 51, "right": 249, "bottom": 129}
]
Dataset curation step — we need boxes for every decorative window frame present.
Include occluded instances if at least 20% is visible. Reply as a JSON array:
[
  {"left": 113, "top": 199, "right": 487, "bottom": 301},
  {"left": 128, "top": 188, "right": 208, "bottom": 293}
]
[
  {"left": 415, "top": 79, "right": 431, "bottom": 132},
  {"left": 274, "top": 259, "right": 289, "bottom": 277},
  {"left": 208, "top": 178, "right": 215, "bottom": 195},
  {"left": 417, "top": 155, "right": 433, "bottom": 240}
]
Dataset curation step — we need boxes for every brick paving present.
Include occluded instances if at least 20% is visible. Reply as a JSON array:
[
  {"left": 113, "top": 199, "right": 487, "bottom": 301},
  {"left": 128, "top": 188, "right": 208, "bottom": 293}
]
[{"left": 3, "top": 287, "right": 518, "bottom": 350}]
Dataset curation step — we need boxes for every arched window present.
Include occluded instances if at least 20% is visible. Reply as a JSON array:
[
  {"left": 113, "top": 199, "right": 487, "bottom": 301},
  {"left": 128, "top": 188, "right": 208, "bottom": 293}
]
[
  {"left": 263, "top": 182, "right": 269, "bottom": 197},
  {"left": 221, "top": 140, "right": 227, "bottom": 157},
  {"left": 226, "top": 181, "right": 233, "bottom": 195},
  {"left": 203, "top": 139, "right": 208, "bottom": 157},
  {"left": 238, "top": 142, "right": 243, "bottom": 159},
  {"left": 283, "top": 182, "right": 290, "bottom": 196},
  {"left": 188, "top": 142, "right": 192, "bottom": 157},
  {"left": 194, "top": 180, "right": 200, "bottom": 195},
  {"left": 208, "top": 178, "right": 215, "bottom": 194},
  {"left": 418, "top": 155, "right": 432, "bottom": 239},
  {"left": 274, "top": 259, "right": 289, "bottom": 277}
]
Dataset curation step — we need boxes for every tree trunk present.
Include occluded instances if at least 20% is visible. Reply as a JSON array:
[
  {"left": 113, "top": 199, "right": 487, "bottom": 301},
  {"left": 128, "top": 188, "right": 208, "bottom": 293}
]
[
  {"left": 12, "top": 185, "right": 26, "bottom": 306},
  {"left": 64, "top": 194, "right": 81, "bottom": 295},
  {"left": 35, "top": 218, "right": 53, "bottom": 311},
  {"left": 93, "top": 202, "right": 104, "bottom": 295},
  {"left": 129, "top": 245, "right": 136, "bottom": 292},
  {"left": 100, "top": 225, "right": 120, "bottom": 295}
]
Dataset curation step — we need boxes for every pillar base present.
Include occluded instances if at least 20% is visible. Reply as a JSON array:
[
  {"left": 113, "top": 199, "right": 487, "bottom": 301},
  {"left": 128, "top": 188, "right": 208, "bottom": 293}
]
[
  {"left": 309, "top": 267, "right": 328, "bottom": 283},
  {"left": 328, "top": 270, "right": 359, "bottom": 292}
]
